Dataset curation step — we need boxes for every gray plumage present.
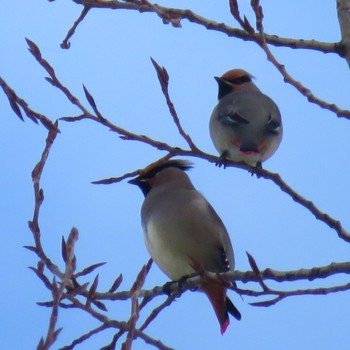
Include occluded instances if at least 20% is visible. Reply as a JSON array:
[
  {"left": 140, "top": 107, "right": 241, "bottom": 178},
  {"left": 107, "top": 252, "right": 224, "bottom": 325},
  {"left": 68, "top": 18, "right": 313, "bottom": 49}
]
[
  {"left": 129, "top": 160, "right": 241, "bottom": 333},
  {"left": 210, "top": 69, "right": 283, "bottom": 166}
]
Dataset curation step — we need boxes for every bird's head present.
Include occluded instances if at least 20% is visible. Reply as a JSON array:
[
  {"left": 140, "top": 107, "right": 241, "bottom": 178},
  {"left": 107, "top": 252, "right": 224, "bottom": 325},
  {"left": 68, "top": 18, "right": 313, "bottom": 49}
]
[
  {"left": 128, "top": 159, "right": 193, "bottom": 196},
  {"left": 215, "top": 69, "right": 259, "bottom": 99}
]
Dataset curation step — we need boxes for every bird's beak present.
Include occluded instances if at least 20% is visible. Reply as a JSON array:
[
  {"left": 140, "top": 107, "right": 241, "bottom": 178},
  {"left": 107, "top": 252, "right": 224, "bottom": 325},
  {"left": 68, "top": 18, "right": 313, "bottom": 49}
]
[
  {"left": 215, "top": 76, "right": 233, "bottom": 86},
  {"left": 128, "top": 177, "right": 140, "bottom": 186},
  {"left": 128, "top": 177, "right": 150, "bottom": 197}
]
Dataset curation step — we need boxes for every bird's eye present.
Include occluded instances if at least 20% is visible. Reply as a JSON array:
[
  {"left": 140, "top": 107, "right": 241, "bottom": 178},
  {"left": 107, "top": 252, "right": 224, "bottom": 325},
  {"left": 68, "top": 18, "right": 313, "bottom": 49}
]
[
  {"left": 220, "top": 113, "right": 249, "bottom": 125},
  {"left": 266, "top": 115, "right": 280, "bottom": 134}
]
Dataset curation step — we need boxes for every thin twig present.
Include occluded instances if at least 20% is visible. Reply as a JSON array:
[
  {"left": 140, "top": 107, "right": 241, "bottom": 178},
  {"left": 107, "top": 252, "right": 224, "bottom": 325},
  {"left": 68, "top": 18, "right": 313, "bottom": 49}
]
[
  {"left": 122, "top": 260, "right": 152, "bottom": 350},
  {"left": 139, "top": 293, "right": 180, "bottom": 332},
  {"left": 150, "top": 57, "right": 199, "bottom": 151},
  {"left": 59, "top": 324, "right": 112, "bottom": 350},
  {"left": 101, "top": 329, "right": 125, "bottom": 350},
  {"left": 39, "top": 228, "right": 79, "bottom": 350},
  {"left": 28, "top": 121, "right": 65, "bottom": 279},
  {"left": 61, "top": 6, "right": 91, "bottom": 49},
  {"left": 0, "top": 76, "right": 56, "bottom": 129},
  {"left": 26, "top": 38, "right": 91, "bottom": 115},
  {"left": 239, "top": 282, "right": 350, "bottom": 307}
]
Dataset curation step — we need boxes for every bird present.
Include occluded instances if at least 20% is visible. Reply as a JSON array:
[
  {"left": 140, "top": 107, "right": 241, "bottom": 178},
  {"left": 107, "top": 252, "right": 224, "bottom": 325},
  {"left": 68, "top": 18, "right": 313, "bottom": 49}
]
[
  {"left": 128, "top": 159, "right": 241, "bottom": 334},
  {"left": 209, "top": 68, "right": 283, "bottom": 167}
]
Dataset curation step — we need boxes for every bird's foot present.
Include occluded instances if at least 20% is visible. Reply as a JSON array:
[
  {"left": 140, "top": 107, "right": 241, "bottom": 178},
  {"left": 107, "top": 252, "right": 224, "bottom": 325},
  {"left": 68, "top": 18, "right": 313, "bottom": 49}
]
[
  {"left": 178, "top": 273, "right": 198, "bottom": 292},
  {"left": 215, "top": 152, "right": 228, "bottom": 169},
  {"left": 162, "top": 281, "right": 177, "bottom": 296},
  {"left": 162, "top": 274, "right": 198, "bottom": 296},
  {"left": 250, "top": 161, "right": 263, "bottom": 178}
]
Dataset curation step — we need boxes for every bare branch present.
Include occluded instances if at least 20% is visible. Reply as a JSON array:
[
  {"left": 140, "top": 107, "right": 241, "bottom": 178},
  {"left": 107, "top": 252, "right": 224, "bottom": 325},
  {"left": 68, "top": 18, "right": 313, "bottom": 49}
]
[
  {"left": 150, "top": 57, "right": 199, "bottom": 151},
  {"left": 61, "top": 6, "right": 91, "bottom": 49},
  {"left": 26, "top": 38, "right": 90, "bottom": 115},
  {"left": 138, "top": 293, "right": 180, "bottom": 332},
  {"left": 92, "top": 153, "right": 175, "bottom": 185},
  {"left": 59, "top": 324, "right": 112, "bottom": 350},
  {"left": 39, "top": 228, "right": 79, "bottom": 350},
  {"left": 86, "top": 260, "right": 350, "bottom": 306},
  {"left": 28, "top": 121, "right": 65, "bottom": 279},
  {"left": 246, "top": 252, "right": 269, "bottom": 292},
  {"left": 253, "top": 167, "right": 350, "bottom": 243},
  {"left": 122, "top": 260, "right": 152, "bottom": 350},
  {"left": 65, "top": 0, "right": 340, "bottom": 55},
  {"left": 246, "top": 282, "right": 350, "bottom": 307},
  {"left": 0, "top": 76, "right": 56, "bottom": 129},
  {"left": 101, "top": 330, "right": 124, "bottom": 350},
  {"left": 74, "top": 262, "right": 107, "bottom": 279},
  {"left": 108, "top": 274, "right": 123, "bottom": 293}
]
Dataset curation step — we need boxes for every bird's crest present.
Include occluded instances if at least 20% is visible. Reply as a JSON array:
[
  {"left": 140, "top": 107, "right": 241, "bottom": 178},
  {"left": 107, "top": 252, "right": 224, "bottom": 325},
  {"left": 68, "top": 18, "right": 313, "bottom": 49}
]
[
  {"left": 220, "top": 68, "right": 254, "bottom": 84},
  {"left": 129, "top": 159, "right": 193, "bottom": 184},
  {"left": 138, "top": 159, "right": 193, "bottom": 180}
]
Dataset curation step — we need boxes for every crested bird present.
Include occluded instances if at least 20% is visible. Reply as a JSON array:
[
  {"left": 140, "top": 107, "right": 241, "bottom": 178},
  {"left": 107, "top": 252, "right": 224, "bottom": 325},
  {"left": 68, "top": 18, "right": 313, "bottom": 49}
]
[
  {"left": 209, "top": 69, "right": 282, "bottom": 167},
  {"left": 129, "top": 160, "right": 241, "bottom": 334}
]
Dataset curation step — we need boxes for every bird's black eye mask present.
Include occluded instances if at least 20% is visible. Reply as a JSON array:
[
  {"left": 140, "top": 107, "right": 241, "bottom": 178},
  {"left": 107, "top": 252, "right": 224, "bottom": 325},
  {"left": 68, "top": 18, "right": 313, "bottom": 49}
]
[
  {"left": 129, "top": 160, "right": 193, "bottom": 196},
  {"left": 227, "top": 75, "right": 252, "bottom": 85},
  {"left": 216, "top": 75, "right": 252, "bottom": 99}
]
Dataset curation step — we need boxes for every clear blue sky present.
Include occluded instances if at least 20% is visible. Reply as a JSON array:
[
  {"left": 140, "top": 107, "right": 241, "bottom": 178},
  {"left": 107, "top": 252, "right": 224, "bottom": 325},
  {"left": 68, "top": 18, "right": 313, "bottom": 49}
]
[{"left": 1, "top": 1, "right": 350, "bottom": 349}]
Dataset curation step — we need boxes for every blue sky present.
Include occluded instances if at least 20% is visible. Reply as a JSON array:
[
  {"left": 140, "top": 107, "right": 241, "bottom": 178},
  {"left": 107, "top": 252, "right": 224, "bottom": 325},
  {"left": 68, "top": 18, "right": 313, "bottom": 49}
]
[{"left": 1, "top": 1, "right": 350, "bottom": 349}]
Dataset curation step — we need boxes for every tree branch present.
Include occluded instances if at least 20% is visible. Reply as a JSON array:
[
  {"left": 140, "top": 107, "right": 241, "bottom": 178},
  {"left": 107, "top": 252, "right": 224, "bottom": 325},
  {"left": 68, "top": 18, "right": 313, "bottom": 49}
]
[
  {"left": 61, "top": 6, "right": 91, "bottom": 49},
  {"left": 64, "top": 0, "right": 341, "bottom": 55},
  {"left": 0, "top": 76, "right": 56, "bottom": 129}
]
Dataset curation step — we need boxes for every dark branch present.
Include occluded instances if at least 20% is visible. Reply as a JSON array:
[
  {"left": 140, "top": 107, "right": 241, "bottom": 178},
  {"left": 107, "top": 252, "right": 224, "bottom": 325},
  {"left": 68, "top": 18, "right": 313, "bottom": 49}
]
[{"left": 66, "top": 0, "right": 340, "bottom": 55}]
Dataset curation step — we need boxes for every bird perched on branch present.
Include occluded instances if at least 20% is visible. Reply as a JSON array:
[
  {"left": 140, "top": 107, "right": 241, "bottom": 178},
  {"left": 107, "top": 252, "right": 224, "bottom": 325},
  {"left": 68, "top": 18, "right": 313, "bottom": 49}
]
[
  {"left": 209, "top": 69, "right": 283, "bottom": 167},
  {"left": 129, "top": 159, "right": 241, "bottom": 334}
]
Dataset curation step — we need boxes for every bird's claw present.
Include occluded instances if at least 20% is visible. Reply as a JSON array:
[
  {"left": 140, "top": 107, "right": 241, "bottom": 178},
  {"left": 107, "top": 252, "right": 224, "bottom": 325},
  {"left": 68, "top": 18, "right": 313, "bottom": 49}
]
[
  {"left": 250, "top": 161, "right": 262, "bottom": 178},
  {"left": 215, "top": 152, "right": 228, "bottom": 169}
]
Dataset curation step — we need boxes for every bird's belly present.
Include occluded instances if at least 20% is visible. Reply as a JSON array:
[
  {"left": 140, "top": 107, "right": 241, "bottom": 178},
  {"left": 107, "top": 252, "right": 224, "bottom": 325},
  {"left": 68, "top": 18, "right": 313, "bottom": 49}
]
[{"left": 144, "top": 219, "right": 195, "bottom": 280}]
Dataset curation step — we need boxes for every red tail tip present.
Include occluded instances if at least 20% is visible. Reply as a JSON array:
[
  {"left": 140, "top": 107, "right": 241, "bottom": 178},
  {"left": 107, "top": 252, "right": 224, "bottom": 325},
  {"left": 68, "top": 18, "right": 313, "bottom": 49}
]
[{"left": 220, "top": 318, "right": 230, "bottom": 335}]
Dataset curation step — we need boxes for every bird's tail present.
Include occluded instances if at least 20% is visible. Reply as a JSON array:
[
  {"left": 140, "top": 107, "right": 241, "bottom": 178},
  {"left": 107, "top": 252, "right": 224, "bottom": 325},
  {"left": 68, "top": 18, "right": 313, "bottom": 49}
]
[{"left": 203, "top": 283, "right": 241, "bottom": 335}]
